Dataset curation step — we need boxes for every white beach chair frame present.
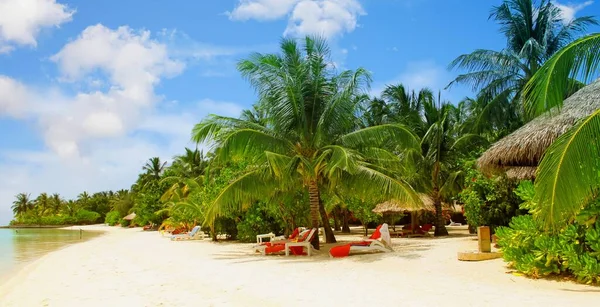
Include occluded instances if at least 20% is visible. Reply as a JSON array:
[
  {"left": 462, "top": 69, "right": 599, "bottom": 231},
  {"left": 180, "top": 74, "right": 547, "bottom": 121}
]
[{"left": 285, "top": 228, "right": 317, "bottom": 257}]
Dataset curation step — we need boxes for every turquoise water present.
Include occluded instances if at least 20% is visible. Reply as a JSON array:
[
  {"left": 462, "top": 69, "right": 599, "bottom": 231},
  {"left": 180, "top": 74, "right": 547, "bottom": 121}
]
[{"left": 0, "top": 229, "right": 103, "bottom": 279}]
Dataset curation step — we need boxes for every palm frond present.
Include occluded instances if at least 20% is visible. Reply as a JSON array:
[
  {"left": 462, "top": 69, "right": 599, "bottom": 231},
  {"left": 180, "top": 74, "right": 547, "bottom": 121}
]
[
  {"left": 341, "top": 124, "right": 420, "bottom": 151},
  {"left": 534, "top": 109, "right": 600, "bottom": 229},
  {"left": 524, "top": 33, "right": 600, "bottom": 117}
]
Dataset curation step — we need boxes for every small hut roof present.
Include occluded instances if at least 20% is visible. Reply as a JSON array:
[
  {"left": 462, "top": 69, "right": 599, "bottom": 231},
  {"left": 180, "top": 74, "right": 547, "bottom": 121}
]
[
  {"left": 123, "top": 212, "right": 136, "bottom": 221},
  {"left": 373, "top": 194, "right": 435, "bottom": 213},
  {"left": 478, "top": 79, "right": 600, "bottom": 179}
]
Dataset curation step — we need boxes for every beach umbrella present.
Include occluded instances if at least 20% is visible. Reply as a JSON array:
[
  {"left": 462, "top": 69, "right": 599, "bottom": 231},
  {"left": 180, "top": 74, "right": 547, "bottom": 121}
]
[{"left": 373, "top": 194, "right": 435, "bottom": 230}]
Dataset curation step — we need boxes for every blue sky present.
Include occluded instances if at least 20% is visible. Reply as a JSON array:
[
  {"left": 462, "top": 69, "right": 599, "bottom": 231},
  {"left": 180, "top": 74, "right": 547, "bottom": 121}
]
[{"left": 0, "top": 0, "right": 598, "bottom": 225}]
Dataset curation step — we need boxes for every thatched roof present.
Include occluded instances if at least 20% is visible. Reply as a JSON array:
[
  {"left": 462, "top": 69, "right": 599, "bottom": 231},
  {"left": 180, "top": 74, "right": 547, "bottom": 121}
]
[
  {"left": 373, "top": 194, "right": 435, "bottom": 213},
  {"left": 123, "top": 213, "right": 136, "bottom": 221},
  {"left": 478, "top": 79, "right": 600, "bottom": 180}
]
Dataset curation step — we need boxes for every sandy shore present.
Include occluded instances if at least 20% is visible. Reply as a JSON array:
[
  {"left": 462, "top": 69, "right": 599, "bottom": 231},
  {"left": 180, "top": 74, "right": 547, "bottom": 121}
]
[{"left": 0, "top": 225, "right": 597, "bottom": 306}]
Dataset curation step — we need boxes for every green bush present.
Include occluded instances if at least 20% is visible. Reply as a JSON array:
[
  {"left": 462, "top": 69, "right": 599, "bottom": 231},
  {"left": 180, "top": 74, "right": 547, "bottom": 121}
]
[
  {"left": 496, "top": 198, "right": 600, "bottom": 284},
  {"left": 74, "top": 209, "right": 101, "bottom": 224},
  {"left": 459, "top": 164, "right": 524, "bottom": 231},
  {"left": 105, "top": 211, "right": 122, "bottom": 226},
  {"left": 237, "top": 203, "right": 283, "bottom": 243}
]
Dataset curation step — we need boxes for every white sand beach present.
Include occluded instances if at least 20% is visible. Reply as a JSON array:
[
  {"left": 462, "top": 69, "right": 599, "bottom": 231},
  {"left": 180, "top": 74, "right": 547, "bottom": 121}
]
[{"left": 0, "top": 225, "right": 597, "bottom": 307}]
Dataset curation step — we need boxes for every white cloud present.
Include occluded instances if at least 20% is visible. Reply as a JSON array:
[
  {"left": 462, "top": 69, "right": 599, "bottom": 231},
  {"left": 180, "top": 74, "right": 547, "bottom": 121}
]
[
  {"left": 554, "top": 1, "right": 594, "bottom": 23},
  {"left": 0, "top": 0, "right": 74, "bottom": 52},
  {"left": 228, "top": 0, "right": 365, "bottom": 38},
  {"left": 0, "top": 76, "right": 30, "bottom": 117},
  {"left": 0, "top": 25, "right": 246, "bottom": 225},
  {"left": 228, "top": 0, "right": 299, "bottom": 21}
]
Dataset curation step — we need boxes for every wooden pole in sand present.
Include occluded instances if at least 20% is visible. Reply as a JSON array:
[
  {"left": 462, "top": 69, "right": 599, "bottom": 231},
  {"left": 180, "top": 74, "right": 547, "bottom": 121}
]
[{"left": 478, "top": 226, "right": 491, "bottom": 253}]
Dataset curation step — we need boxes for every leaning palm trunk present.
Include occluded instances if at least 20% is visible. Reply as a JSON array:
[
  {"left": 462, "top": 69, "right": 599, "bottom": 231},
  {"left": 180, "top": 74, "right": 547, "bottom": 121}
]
[
  {"left": 308, "top": 180, "right": 321, "bottom": 249},
  {"left": 319, "top": 199, "right": 337, "bottom": 243},
  {"left": 342, "top": 209, "right": 351, "bottom": 233}
]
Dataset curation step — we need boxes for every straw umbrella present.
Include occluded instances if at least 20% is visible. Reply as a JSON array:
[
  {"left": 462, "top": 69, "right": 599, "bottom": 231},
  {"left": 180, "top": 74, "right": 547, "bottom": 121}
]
[
  {"left": 373, "top": 194, "right": 434, "bottom": 231},
  {"left": 478, "top": 79, "right": 600, "bottom": 180}
]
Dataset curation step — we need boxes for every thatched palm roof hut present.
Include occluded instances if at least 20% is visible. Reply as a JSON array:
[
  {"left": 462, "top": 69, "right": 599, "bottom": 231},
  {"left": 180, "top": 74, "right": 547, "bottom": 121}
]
[
  {"left": 478, "top": 79, "right": 600, "bottom": 180},
  {"left": 373, "top": 194, "right": 435, "bottom": 213}
]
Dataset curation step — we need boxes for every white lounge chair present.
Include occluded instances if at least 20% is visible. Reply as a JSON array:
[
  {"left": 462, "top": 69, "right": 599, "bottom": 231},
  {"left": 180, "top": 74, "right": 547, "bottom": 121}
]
[
  {"left": 170, "top": 226, "right": 204, "bottom": 241},
  {"left": 254, "top": 228, "right": 312, "bottom": 255},
  {"left": 329, "top": 224, "right": 394, "bottom": 257},
  {"left": 285, "top": 228, "right": 317, "bottom": 256}
]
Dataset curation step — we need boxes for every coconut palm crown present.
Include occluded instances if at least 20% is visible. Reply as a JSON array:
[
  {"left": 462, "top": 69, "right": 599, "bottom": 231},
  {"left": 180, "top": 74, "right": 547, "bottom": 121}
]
[{"left": 192, "top": 36, "right": 422, "bottom": 248}]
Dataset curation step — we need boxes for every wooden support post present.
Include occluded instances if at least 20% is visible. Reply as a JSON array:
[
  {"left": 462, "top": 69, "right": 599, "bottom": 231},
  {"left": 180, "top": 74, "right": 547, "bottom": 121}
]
[{"left": 478, "top": 226, "right": 491, "bottom": 253}]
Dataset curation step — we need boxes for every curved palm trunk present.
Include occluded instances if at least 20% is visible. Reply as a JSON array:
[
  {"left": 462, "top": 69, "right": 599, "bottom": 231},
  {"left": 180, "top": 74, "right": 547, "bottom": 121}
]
[
  {"left": 308, "top": 180, "right": 321, "bottom": 249},
  {"left": 319, "top": 199, "right": 337, "bottom": 243},
  {"left": 332, "top": 206, "right": 341, "bottom": 231},
  {"left": 432, "top": 188, "right": 448, "bottom": 236},
  {"left": 342, "top": 208, "right": 351, "bottom": 233}
]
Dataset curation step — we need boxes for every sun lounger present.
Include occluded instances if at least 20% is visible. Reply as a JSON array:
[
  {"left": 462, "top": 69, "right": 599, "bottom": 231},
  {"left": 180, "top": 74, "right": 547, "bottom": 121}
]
[
  {"left": 285, "top": 228, "right": 318, "bottom": 256},
  {"left": 170, "top": 226, "right": 204, "bottom": 241},
  {"left": 255, "top": 227, "right": 303, "bottom": 245},
  {"left": 254, "top": 228, "right": 316, "bottom": 256},
  {"left": 329, "top": 224, "right": 394, "bottom": 258}
]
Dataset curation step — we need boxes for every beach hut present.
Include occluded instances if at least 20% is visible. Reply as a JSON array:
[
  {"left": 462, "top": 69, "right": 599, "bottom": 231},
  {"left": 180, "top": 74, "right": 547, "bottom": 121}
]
[
  {"left": 478, "top": 79, "right": 600, "bottom": 180},
  {"left": 373, "top": 194, "right": 435, "bottom": 233}
]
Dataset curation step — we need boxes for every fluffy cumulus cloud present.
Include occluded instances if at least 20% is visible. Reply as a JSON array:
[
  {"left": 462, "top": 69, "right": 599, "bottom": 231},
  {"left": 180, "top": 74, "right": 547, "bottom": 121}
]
[
  {"left": 228, "top": 0, "right": 365, "bottom": 38},
  {"left": 0, "top": 0, "right": 74, "bottom": 52},
  {"left": 554, "top": 1, "right": 594, "bottom": 23},
  {"left": 0, "top": 24, "right": 244, "bottom": 225}
]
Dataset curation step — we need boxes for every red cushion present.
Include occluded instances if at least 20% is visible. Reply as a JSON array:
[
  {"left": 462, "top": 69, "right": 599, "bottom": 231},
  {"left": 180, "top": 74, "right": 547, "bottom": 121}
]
[
  {"left": 289, "top": 228, "right": 300, "bottom": 239},
  {"left": 369, "top": 225, "right": 382, "bottom": 240},
  {"left": 329, "top": 245, "right": 352, "bottom": 258}
]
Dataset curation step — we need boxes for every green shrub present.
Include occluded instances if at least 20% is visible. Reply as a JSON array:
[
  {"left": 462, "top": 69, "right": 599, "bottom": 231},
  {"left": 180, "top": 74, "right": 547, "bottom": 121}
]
[
  {"left": 496, "top": 200, "right": 600, "bottom": 284},
  {"left": 237, "top": 203, "right": 283, "bottom": 243},
  {"left": 74, "top": 209, "right": 101, "bottom": 224},
  {"left": 459, "top": 164, "right": 524, "bottom": 231},
  {"left": 105, "top": 211, "right": 122, "bottom": 226}
]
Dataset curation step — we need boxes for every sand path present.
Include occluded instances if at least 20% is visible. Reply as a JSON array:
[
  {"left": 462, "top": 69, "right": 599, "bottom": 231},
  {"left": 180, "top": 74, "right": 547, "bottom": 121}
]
[{"left": 0, "top": 226, "right": 597, "bottom": 306}]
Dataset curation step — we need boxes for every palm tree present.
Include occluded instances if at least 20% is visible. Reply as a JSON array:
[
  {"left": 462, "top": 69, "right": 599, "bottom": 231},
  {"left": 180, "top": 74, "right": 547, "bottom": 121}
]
[
  {"left": 63, "top": 200, "right": 79, "bottom": 217},
  {"left": 192, "top": 36, "right": 422, "bottom": 248},
  {"left": 50, "top": 193, "right": 63, "bottom": 214},
  {"left": 522, "top": 33, "right": 600, "bottom": 228},
  {"left": 34, "top": 193, "right": 50, "bottom": 221},
  {"left": 383, "top": 84, "right": 433, "bottom": 136},
  {"left": 143, "top": 157, "right": 167, "bottom": 179},
  {"left": 77, "top": 192, "right": 90, "bottom": 210},
  {"left": 397, "top": 95, "right": 488, "bottom": 236},
  {"left": 11, "top": 193, "right": 32, "bottom": 217},
  {"left": 448, "top": 0, "right": 596, "bottom": 121}
]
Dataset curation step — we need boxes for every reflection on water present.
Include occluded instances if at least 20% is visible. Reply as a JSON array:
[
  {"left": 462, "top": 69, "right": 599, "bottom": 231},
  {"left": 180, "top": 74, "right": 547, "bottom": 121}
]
[{"left": 0, "top": 229, "right": 103, "bottom": 278}]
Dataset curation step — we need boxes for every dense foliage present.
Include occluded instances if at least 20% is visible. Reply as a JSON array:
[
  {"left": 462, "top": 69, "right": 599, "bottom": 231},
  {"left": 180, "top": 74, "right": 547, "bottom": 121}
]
[
  {"left": 496, "top": 183, "right": 600, "bottom": 284},
  {"left": 459, "top": 162, "right": 524, "bottom": 231}
]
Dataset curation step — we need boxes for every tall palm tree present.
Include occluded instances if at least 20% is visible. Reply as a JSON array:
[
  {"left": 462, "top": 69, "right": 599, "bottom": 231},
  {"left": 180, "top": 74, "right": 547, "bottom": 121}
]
[
  {"left": 383, "top": 84, "right": 433, "bottom": 136},
  {"left": 34, "top": 193, "right": 50, "bottom": 217},
  {"left": 522, "top": 33, "right": 600, "bottom": 228},
  {"left": 448, "top": 0, "right": 595, "bottom": 120},
  {"left": 77, "top": 192, "right": 90, "bottom": 210},
  {"left": 50, "top": 193, "right": 63, "bottom": 214},
  {"left": 397, "top": 96, "right": 488, "bottom": 236},
  {"left": 143, "top": 157, "right": 167, "bottom": 179},
  {"left": 192, "top": 36, "right": 422, "bottom": 248},
  {"left": 11, "top": 193, "right": 32, "bottom": 217}
]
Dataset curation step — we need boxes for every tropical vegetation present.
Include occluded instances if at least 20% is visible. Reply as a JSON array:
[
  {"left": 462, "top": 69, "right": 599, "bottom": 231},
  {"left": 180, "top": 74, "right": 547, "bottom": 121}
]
[{"left": 8, "top": 0, "right": 600, "bottom": 285}]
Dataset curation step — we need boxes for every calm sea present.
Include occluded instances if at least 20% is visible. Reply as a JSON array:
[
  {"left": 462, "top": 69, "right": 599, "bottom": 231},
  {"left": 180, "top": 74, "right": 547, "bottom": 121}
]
[{"left": 0, "top": 228, "right": 103, "bottom": 279}]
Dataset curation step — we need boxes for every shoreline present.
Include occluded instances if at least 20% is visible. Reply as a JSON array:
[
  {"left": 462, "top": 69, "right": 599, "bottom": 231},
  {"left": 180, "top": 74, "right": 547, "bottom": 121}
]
[
  {"left": 1, "top": 226, "right": 598, "bottom": 306},
  {"left": 0, "top": 225, "right": 109, "bottom": 291}
]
